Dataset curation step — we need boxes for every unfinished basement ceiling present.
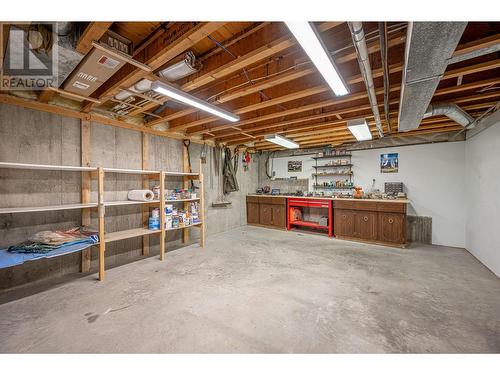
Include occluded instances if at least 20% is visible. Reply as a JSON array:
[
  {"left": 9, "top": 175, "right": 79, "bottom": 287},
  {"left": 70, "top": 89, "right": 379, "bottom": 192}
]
[{"left": 1, "top": 21, "right": 499, "bottom": 150}]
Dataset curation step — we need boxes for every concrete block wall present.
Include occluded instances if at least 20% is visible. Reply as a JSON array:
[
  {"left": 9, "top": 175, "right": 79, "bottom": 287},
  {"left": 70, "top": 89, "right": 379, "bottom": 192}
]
[{"left": 0, "top": 103, "right": 257, "bottom": 289}]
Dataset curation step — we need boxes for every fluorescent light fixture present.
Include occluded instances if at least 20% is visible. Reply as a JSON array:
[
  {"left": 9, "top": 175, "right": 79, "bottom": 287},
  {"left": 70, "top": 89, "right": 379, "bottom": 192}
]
[
  {"left": 151, "top": 81, "right": 239, "bottom": 122},
  {"left": 264, "top": 134, "right": 299, "bottom": 149},
  {"left": 347, "top": 118, "right": 372, "bottom": 141},
  {"left": 285, "top": 22, "right": 349, "bottom": 96}
]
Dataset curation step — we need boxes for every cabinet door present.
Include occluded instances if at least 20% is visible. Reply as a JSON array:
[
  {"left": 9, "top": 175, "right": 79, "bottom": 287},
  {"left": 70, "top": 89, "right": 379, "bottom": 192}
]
[
  {"left": 354, "top": 211, "right": 377, "bottom": 240},
  {"left": 260, "top": 204, "right": 273, "bottom": 226},
  {"left": 378, "top": 212, "right": 405, "bottom": 244},
  {"left": 247, "top": 202, "right": 260, "bottom": 224},
  {"left": 272, "top": 204, "right": 286, "bottom": 228},
  {"left": 334, "top": 209, "right": 355, "bottom": 237}
]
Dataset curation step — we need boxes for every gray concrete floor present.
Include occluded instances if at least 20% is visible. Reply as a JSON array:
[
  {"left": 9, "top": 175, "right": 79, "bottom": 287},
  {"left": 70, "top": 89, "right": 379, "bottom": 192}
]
[{"left": 0, "top": 225, "right": 499, "bottom": 353}]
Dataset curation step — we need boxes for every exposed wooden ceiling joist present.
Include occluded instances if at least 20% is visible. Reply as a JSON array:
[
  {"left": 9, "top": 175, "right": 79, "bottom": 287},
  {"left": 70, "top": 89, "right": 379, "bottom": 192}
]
[{"left": 76, "top": 22, "right": 113, "bottom": 55}]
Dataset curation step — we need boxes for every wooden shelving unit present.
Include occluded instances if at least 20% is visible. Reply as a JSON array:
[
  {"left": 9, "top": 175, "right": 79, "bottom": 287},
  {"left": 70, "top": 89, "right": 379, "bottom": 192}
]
[{"left": 0, "top": 160, "right": 205, "bottom": 281}]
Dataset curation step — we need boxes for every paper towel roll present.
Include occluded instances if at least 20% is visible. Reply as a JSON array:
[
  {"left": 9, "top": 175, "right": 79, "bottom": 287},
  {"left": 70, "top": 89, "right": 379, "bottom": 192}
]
[{"left": 127, "top": 189, "right": 155, "bottom": 202}]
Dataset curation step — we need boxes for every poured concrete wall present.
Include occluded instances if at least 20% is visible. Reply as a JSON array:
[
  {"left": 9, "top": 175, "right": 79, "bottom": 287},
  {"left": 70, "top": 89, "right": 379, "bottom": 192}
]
[{"left": 0, "top": 103, "right": 257, "bottom": 289}]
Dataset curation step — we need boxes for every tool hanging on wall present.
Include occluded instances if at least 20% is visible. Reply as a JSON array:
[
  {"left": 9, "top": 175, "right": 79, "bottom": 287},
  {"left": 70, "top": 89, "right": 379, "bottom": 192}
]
[
  {"left": 242, "top": 151, "right": 251, "bottom": 171},
  {"left": 200, "top": 143, "right": 208, "bottom": 164},
  {"left": 212, "top": 145, "right": 232, "bottom": 208},
  {"left": 223, "top": 146, "right": 239, "bottom": 194},
  {"left": 182, "top": 139, "right": 196, "bottom": 191}
]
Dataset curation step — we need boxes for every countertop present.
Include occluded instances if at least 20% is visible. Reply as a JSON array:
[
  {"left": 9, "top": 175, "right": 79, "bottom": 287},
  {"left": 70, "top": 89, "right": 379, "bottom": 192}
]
[{"left": 247, "top": 194, "right": 410, "bottom": 204}]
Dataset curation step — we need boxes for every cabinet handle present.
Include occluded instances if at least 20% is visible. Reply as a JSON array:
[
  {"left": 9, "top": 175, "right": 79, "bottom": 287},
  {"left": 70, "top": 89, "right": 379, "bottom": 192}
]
[
  {"left": 363, "top": 216, "right": 368, "bottom": 222},
  {"left": 388, "top": 218, "right": 394, "bottom": 224},
  {"left": 342, "top": 214, "right": 346, "bottom": 219}
]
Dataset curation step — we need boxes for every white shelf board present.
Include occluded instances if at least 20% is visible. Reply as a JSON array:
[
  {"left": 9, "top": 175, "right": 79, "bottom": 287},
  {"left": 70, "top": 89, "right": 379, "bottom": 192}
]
[
  {"left": 166, "top": 222, "right": 202, "bottom": 231},
  {"left": 102, "top": 167, "right": 160, "bottom": 175},
  {"left": 0, "top": 203, "right": 98, "bottom": 214},
  {"left": 104, "top": 200, "right": 160, "bottom": 207},
  {"left": 165, "top": 198, "right": 200, "bottom": 203},
  {"left": 105, "top": 228, "right": 162, "bottom": 243},
  {"left": 164, "top": 171, "right": 199, "bottom": 177},
  {"left": 0, "top": 161, "right": 97, "bottom": 172}
]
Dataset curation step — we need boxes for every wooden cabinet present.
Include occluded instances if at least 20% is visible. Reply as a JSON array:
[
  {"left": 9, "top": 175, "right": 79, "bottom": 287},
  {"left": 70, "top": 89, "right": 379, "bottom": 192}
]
[
  {"left": 272, "top": 204, "right": 286, "bottom": 228},
  {"left": 246, "top": 196, "right": 287, "bottom": 229},
  {"left": 334, "top": 209, "right": 355, "bottom": 237},
  {"left": 247, "top": 202, "right": 260, "bottom": 225},
  {"left": 334, "top": 200, "right": 408, "bottom": 247},
  {"left": 354, "top": 211, "right": 377, "bottom": 240},
  {"left": 260, "top": 203, "right": 274, "bottom": 226},
  {"left": 378, "top": 212, "right": 406, "bottom": 244}
]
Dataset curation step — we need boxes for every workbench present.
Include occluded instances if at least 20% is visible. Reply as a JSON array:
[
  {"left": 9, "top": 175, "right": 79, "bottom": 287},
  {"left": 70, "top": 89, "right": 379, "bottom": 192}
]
[{"left": 246, "top": 195, "right": 409, "bottom": 247}]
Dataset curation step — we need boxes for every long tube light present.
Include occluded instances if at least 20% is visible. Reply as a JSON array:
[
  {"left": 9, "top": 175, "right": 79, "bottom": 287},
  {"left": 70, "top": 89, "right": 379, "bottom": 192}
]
[
  {"left": 264, "top": 134, "right": 299, "bottom": 149},
  {"left": 285, "top": 22, "right": 349, "bottom": 96},
  {"left": 347, "top": 118, "right": 372, "bottom": 141},
  {"left": 151, "top": 81, "right": 239, "bottom": 122}
]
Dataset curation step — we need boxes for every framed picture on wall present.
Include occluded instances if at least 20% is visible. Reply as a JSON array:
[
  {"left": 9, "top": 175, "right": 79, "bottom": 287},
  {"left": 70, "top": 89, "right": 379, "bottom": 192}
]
[
  {"left": 288, "top": 160, "right": 302, "bottom": 172},
  {"left": 380, "top": 153, "right": 399, "bottom": 173}
]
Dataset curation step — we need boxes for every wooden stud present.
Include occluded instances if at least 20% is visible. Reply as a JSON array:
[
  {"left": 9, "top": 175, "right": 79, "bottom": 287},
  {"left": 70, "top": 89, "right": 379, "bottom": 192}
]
[
  {"left": 142, "top": 133, "right": 150, "bottom": 256},
  {"left": 76, "top": 22, "right": 113, "bottom": 55},
  {"left": 182, "top": 142, "right": 190, "bottom": 244},
  {"left": 199, "top": 159, "right": 205, "bottom": 248},
  {"left": 38, "top": 89, "right": 55, "bottom": 104},
  {"left": 81, "top": 120, "right": 92, "bottom": 273},
  {"left": 97, "top": 167, "right": 105, "bottom": 281},
  {"left": 48, "top": 87, "right": 102, "bottom": 103},
  {"left": 160, "top": 171, "right": 166, "bottom": 261}
]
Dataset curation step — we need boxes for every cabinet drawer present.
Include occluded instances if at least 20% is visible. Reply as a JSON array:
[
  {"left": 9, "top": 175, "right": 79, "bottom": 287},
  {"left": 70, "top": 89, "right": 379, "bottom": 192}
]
[
  {"left": 334, "top": 200, "right": 378, "bottom": 211},
  {"left": 270, "top": 197, "right": 286, "bottom": 205},
  {"left": 246, "top": 195, "right": 260, "bottom": 203},
  {"left": 377, "top": 202, "right": 406, "bottom": 213}
]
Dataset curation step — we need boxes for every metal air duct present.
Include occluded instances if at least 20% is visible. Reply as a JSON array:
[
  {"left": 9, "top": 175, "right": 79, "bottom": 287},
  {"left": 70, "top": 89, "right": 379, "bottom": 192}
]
[
  {"left": 397, "top": 22, "right": 467, "bottom": 132},
  {"left": 424, "top": 102, "right": 474, "bottom": 128},
  {"left": 348, "top": 22, "right": 384, "bottom": 138}
]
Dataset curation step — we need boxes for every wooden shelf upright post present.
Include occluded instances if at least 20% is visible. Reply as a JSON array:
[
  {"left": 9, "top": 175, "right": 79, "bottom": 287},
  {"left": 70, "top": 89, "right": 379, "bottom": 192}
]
[
  {"left": 81, "top": 119, "right": 92, "bottom": 272},
  {"left": 141, "top": 133, "right": 150, "bottom": 256},
  {"left": 97, "top": 166, "right": 105, "bottom": 281},
  {"left": 199, "top": 159, "right": 205, "bottom": 248},
  {"left": 160, "top": 171, "right": 166, "bottom": 261}
]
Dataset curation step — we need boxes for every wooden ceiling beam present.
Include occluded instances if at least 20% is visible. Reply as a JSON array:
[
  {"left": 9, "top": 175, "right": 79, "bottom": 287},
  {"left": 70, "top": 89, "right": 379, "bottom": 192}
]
[
  {"left": 451, "top": 33, "right": 500, "bottom": 59},
  {"left": 207, "top": 75, "right": 500, "bottom": 141},
  {"left": 147, "top": 25, "right": 404, "bottom": 127},
  {"left": 224, "top": 95, "right": 499, "bottom": 146},
  {"left": 0, "top": 94, "right": 206, "bottom": 144},
  {"left": 86, "top": 22, "right": 227, "bottom": 111},
  {"left": 167, "top": 63, "right": 404, "bottom": 132},
  {"left": 76, "top": 22, "right": 113, "bottom": 55}
]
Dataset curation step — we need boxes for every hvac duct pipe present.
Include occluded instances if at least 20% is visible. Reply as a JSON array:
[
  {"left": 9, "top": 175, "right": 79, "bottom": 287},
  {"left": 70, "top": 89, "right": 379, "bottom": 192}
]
[
  {"left": 424, "top": 102, "right": 475, "bottom": 127},
  {"left": 348, "top": 22, "right": 384, "bottom": 138},
  {"left": 379, "top": 22, "right": 392, "bottom": 134}
]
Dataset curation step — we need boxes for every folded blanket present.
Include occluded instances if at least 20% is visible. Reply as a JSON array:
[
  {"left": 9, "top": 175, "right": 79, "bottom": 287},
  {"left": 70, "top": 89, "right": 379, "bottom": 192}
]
[{"left": 8, "top": 227, "right": 99, "bottom": 254}]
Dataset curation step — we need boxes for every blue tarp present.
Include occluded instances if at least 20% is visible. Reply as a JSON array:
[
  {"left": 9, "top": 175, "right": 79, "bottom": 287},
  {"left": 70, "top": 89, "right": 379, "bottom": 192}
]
[{"left": 0, "top": 241, "right": 97, "bottom": 269}]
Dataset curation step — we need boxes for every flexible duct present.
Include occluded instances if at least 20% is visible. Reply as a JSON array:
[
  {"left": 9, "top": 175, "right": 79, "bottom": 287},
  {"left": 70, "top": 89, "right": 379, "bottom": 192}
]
[
  {"left": 424, "top": 102, "right": 475, "bottom": 128},
  {"left": 348, "top": 22, "right": 384, "bottom": 138}
]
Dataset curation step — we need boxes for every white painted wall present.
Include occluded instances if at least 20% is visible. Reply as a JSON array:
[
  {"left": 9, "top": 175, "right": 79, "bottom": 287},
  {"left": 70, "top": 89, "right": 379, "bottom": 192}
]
[
  {"left": 270, "top": 154, "right": 315, "bottom": 190},
  {"left": 465, "top": 123, "right": 500, "bottom": 277},
  {"left": 351, "top": 142, "right": 466, "bottom": 248}
]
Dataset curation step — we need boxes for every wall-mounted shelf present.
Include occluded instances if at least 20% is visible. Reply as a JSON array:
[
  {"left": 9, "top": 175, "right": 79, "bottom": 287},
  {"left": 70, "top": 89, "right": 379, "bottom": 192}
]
[
  {"left": 0, "top": 161, "right": 205, "bottom": 281},
  {"left": 0, "top": 203, "right": 98, "bottom": 214},
  {"left": 311, "top": 154, "right": 351, "bottom": 160},
  {"left": 312, "top": 153, "right": 353, "bottom": 192},
  {"left": 105, "top": 228, "right": 162, "bottom": 243},
  {"left": 165, "top": 198, "right": 200, "bottom": 203},
  {"left": 313, "top": 173, "right": 353, "bottom": 177},
  {"left": 313, "top": 185, "right": 354, "bottom": 190},
  {"left": 104, "top": 200, "right": 160, "bottom": 207},
  {"left": 313, "top": 164, "right": 353, "bottom": 168},
  {"left": 0, "top": 161, "right": 97, "bottom": 172}
]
